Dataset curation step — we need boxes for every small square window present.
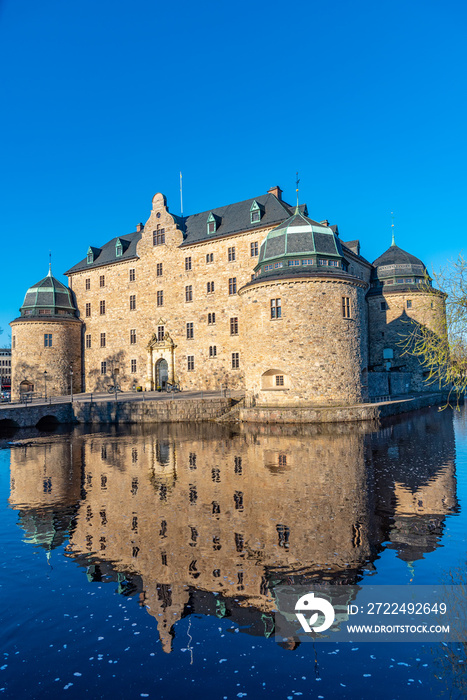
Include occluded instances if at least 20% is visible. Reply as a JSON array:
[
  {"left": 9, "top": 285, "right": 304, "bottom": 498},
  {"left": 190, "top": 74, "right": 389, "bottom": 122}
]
[
  {"left": 153, "top": 226, "right": 165, "bottom": 246},
  {"left": 230, "top": 317, "right": 238, "bottom": 335},
  {"left": 228, "top": 247, "right": 236, "bottom": 262},
  {"left": 187, "top": 355, "right": 195, "bottom": 371},
  {"left": 101, "top": 361, "right": 107, "bottom": 374},
  {"left": 275, "top": 375, "right": 284, "bottom": 386},
  {"left": 185, "top": 256, "right": 192, "bottom": 271},
  {"left": 206, "top": 253, "right": 214, "bottom": 263},
  {"left": 380, "top": 301, "right": 387, "bottom": 311},
  {"left": 85, "top": 278, "right": 91, "bottom": 290},
  {"left": 131, "top": 359, "right": 137, "bottom": 373},
  {"left": 44, "top": 333, "right": 52, "bottom": 347},
  {"left": 207, "top": 281, "right": 214, "bottom": 294},
  {"left": 229, "top": 277, "right": 237, "bottom": 295},
  {"left": 100, "top": 275, "right": 105, "bottom": 287},
  {"left": 129, "top": 268, "right": 135, "bottom": 282},
  {"left": 406, "top": 300, "right": 412, "bottom": 309},
  {"left": 157, "top": 325, "right": 165, "bottom": 341},
  {"left": 250, "top": 241, "right": 258, "bottom": 256},
  {"left": 209, "top": 345, "right": 217, "bottom": 357},
  {"left": 208, "top": 312, "right": 216, "bottom": 325},
  {"left": 232, "top": 352, "right": 239, "bottom": 369}
]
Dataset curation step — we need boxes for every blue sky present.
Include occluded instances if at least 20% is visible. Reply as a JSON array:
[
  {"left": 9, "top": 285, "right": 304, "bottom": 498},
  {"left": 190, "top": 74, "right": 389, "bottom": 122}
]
[{"left": 1, "top": 0, "right": 466, "bottom": 340}]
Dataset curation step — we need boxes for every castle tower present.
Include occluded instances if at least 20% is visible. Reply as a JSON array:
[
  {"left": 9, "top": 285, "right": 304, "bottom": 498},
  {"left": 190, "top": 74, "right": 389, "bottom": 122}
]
[
  {"left": 238, "top": 209, "right": 369, "bottom": 406},
  {"left": 367, "top": 242, "right": 445, "bottom": 394},
  {"left": 10, "top": 268, "right": 82, "bottom": 400}
]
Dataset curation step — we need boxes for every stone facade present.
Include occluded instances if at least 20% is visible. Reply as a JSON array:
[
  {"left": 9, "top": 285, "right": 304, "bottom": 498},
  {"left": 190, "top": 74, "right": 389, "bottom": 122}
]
[{"left": 11, "top": 187, "right": 445, "bottom": 406}]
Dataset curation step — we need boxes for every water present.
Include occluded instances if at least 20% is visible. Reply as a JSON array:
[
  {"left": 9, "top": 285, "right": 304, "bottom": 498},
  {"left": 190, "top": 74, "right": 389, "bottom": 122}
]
[{"left": 0, "top": 407, "right": 466, "bottom": 699}]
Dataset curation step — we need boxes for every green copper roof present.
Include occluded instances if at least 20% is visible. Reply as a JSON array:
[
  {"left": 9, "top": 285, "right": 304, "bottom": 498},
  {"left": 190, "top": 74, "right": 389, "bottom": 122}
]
[{"left": 20, "top": 268, "right": 78, "bottom": 318}]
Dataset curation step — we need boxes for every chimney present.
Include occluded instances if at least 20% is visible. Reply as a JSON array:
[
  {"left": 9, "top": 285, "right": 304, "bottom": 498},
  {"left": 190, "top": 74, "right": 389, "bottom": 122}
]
[
  {"left": 136, "top": 223, "right": 144, "bottom": 232},
  {"left": 267, "top": 185, "right": 283, "bottom": 201}
]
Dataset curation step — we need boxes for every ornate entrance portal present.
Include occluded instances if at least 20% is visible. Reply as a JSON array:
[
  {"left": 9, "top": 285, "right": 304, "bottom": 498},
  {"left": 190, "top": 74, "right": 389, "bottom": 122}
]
[{"left": 146, "top": 322, "right": 177, "bottom": 390}]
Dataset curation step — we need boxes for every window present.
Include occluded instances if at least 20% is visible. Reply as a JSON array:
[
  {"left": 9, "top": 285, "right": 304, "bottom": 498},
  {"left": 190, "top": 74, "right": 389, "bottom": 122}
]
[
  {"left": 187, "top": 355, "right": 195, "bottom": 371},
  {"left": 318, "top": 259, "right": 327, "bottom": 266},
  {"left": 250, "top": 241, "right": 258, "bottom": 256},
  {"left": 207, "top": 281, "right": 214, "bottom": 294},
  {"left": 185, "top": 256, "right": 192, "bottom": 271},
  {"left": 129, "top": 295, "right": 136, "bottom": 310},
  {"left": 115, "top": 240, "right": 123, "bottom": 257},
  {"left": 274, "top": 262, "right": 283, "bottom": 269},
  {"left": 342, "top": 297, "right": 351, "bottom": 318},
  {"left": 206, "top": 253, "right": 214, "bottom": 263},
  {"left": 209, "top": 346, "right": 217, "bottom": 357},
  {"left": 44, "top": 334, "right": 52, "bottom": 347},
  {"left": 156, "top": 263, "right": 163, "bottom": 276},
  {"left": 302, "top": 259, "right": 313, "bottom": 266},
  {"left": 229, "top": 277, "right": 237, "bottom": 295},
  {"left": 288, "top": 260, "right": 300, "bottom": 266},
  {"left": 230, "top": 317, "right": 238, "bottom": 335},
  {"left": 228, "top": 246, "right": 236, "bottom": 262},
  {"left": 275, "top": 375, "right": 284, "bottom": 386},
  {"left": 101, "top": 361, "right": 107, "bottom": 374},
  {"left": 129, "top": 268, "right": 135, "bottom": 282},
  {"left": 99, "top": 300, "right": 106, "bottom": 315},
  {"left": 86, "top": 334, "right": 91, "bottom": 349},
  {"left": 100, "top": 275, "right": 105, "bottom": 287},
  {"left": 250, "top": 200, "right": 262, "bottom": 223},
  {"left": 157, "top": 325, "right": 165, "bottom": 341},
  {"left": 251, "top": 209, "right": 260, "bottom": 222},
  {"left": 100, "top": 332, "right": 106, "bottom": 348},
  {"left": 232, "top": 352, "right": 239, "bottom": 369},
  {"left": 12, "top": 336, "right": 15, "bottom": 349},
  {"left": 264, "top": 264, "right": 273, "bottom": 271},
  {"left": 207, "top": 212, "right": 217, "bottom": 234},
  {"left": 208, "top": 312, "right": 216, "bottom": 325},
  {"left": 131, "top": 359, "right": 137, "bottom": 373},
  {"left": 86, "top": 303, "right": 91, "bottom": 317},
  {"left": 130, "top": 329, "right": 136, "bottom": 344},
  {"left": 153, "top": 225, "right": 165, "bottom": 246},
  {"left": 85, "top": 278, "right": 90, "bottom": 290},
  {"left": 329, "top": 260, "right": 339, "bottom": 267},
  {"left": 407, "top": 300, "right": 412, "bottom": 309},
  {"left": 380, "top": 301, "right": 387, "bottom": 311},
  {"left": 157, "top": 290, "right": 164, "bottom": 306},
  {"left": 87, "top": 247, "right": 94, "bottom": 264},
  {"left": 186, "top": 322, "right": 194, "bottom": 339},
  {"left": 185, "top": 285, "right": 193, "bottom": 302},
  {"left": 270, "top": 298, "right": 281, "bottom": 319}
]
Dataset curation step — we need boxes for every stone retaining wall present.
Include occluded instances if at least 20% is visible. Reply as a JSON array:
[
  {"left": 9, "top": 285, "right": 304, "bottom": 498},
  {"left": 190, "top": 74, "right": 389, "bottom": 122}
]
[{"left": 72, "top": 397, "right": 232, "bottom": 424}]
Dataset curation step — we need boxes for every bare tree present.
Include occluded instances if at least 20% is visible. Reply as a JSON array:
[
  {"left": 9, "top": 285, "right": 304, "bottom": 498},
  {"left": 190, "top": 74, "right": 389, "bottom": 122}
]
[{"left": 403, "top": 255, "right": 467, "bottom": 397}]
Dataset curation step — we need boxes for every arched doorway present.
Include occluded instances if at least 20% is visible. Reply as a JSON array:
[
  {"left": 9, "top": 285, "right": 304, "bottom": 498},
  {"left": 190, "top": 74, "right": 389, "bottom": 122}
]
[
  {"left": 19, "top": 380, "right": 34, "bottom": 394},
  {"left": 155, "top": 358, "right": 168, "bottom": 390}
]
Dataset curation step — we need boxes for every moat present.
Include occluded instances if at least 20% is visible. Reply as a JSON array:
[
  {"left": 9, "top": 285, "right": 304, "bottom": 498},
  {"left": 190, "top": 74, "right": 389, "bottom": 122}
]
[{"left": 1, "top": 406, "right": 466, "bottom": 698}]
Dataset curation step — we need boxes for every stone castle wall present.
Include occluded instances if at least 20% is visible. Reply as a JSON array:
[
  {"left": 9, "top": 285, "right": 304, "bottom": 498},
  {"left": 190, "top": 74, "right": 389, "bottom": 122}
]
[
  {"left": 10, "top": 318, "right": 82, "bottom": 400},
  {"left": 239, "top": 276, "right": 369, "bottom": 405},
  {"left": 368, "top": 289, "right": 446, "bottom": 393}
]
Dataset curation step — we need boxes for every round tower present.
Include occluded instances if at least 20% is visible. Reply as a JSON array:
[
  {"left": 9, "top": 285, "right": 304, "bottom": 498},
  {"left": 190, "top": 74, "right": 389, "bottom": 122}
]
[
  {"left": 10, "top": 268, "right": 82, "bottom": 400},
  {"left": 239, "top": 209, "right": 369, "bottom": 406},
  {"left": 367, "top": 242, "right": 445, "bottom": 393}
]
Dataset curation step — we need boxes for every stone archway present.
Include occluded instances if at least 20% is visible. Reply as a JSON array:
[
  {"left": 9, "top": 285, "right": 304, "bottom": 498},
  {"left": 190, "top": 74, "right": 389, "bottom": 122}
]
[
  {"left": 155, "top": 358, "right": 169, "bottom": 390},
  {"left": 146, "top": 323, "right": 177, "bottom": 390}
]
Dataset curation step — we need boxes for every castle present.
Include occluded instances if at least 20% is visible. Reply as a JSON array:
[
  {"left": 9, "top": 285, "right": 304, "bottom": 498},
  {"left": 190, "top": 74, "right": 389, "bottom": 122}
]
[{"left": 10, "top": 185, "right": 442, "bottom": 403}]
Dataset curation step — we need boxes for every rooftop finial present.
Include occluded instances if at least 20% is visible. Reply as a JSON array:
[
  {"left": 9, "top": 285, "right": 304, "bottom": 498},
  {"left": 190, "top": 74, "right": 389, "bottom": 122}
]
[
  {"left": 295, "top": 171, "right": 300, "bottom": 213},
  {"left": 48, "top": 251, "right": 52, "bottom": 276},
  {"left": 390, "top": 212, "right": 395, "bottom": 247}
]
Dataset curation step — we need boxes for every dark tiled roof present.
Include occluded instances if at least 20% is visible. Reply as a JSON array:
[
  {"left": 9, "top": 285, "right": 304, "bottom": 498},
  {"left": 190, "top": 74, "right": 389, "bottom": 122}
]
[
  {"left": 180, "top": 194, "right": 302, "bottom": 247},
  {"left": 66, "top": 231, "right": 142, "bottom": 274},
  {"left": 372, "top": 244, "right": 425, "bottom": 269},
  {"left": 20, "top": 271, "right": 78, "bottom": 317}
]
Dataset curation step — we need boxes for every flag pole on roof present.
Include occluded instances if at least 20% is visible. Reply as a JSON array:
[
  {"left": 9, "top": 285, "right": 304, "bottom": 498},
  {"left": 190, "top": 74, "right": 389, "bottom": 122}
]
[
  {"left": 48, "top": 250, "right": 52, "bottom": 276},
  {"left": 180, "top": 172, "right": 183, "bottom": 218},
  {"left": 391, "top": 212, "right": 396, "bottom": 246}
]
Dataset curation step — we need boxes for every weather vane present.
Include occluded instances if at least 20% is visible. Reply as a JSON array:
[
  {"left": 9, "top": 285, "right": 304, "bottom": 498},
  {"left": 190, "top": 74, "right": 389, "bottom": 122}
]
[
  {"left": 295, "top": 172, "right": 300, "bottom": 209},
  {"left": 391, "top": 212, "right": 395, "bottom": 246}
]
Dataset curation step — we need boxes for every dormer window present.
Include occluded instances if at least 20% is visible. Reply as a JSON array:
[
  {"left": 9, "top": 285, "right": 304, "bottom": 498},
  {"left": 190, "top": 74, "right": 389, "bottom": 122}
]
[
  {"left": 250, "top": 200, "right": 263, "bottom": 224},
  {"left": 115, "top": 238, "right": 123, "bottom": 257},
  {"left": 87, "top": 247, "right": 94, "bottom": 264},
  {"left": 207, "top": 212, "right": 220, "bottom": 235}
]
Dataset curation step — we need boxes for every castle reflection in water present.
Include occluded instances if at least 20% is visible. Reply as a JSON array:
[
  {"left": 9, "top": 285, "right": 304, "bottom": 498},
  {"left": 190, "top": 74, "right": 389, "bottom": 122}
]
[{"left": 8, "top": 408, "right": 458, "bottom": 652}]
